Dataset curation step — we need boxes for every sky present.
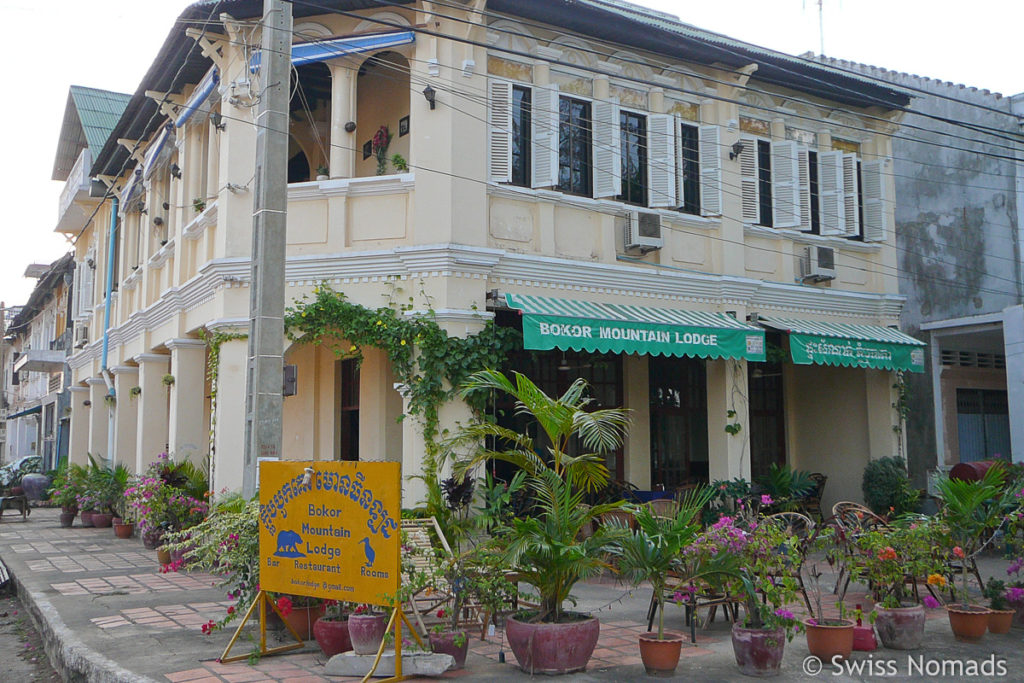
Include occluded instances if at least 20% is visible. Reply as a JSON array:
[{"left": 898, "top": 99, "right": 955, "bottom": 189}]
[{"left": 1, "top": 0, "right": 1022, "bottom": 309}]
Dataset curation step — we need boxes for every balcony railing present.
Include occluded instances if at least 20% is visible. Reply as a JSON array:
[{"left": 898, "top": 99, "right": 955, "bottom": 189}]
[{"left": 56, "top": 149, "right": 102, "bottom": 235}]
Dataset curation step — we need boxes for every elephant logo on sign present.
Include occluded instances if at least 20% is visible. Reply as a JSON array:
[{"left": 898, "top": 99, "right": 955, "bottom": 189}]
[{"left": 274, "top": 529, "right": 305, "bottom": 558}]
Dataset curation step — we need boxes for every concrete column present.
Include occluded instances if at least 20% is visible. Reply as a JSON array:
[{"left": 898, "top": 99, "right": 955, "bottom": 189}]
[
  {"left": 211, "top": 336, "right": 248, "bottom": 494},
  {"left": 67, "top": 386, "right": 90, "bottom": 467},
  {"left": 1004, "top": 305, "right": 1024, "bottom": 462},
  {"left": 86, "top": 377, "right": 109, "bottom": 461},
  {"left": 111, "top": 365, "right": 139, "bottom": 472},
  {"left": 865, "top": 370, "right": 900, "bottom": 461},
  {"left": 359, "top": 347, "right": 402, "bottom": 463},
  {"left": 167, "top": 338, "right": 207, "bottom": 466},
  {"left": 134, "top": 353, "right": 170, "bottom": 472},
  {"left": 622, "top": 354, "right": 650, "bottom": 488},
  {"left": 706, "top": 359, "right": 750, "bottom": 483},
  {"left": 328, "top": 63, "right": 357, "bottom": 178}
]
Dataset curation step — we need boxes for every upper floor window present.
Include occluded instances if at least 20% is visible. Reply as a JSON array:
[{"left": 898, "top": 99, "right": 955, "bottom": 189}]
[
  {"left": 618, "top": 111, "right": 647, "bottom": 205},
  {"left": 557, "top": 96, "right": 592, "bottom": 196},
  {"left": 511, "top": 86, "right": 531, "bottom": 187},
  {"left": 679, "top": 124, "right": 700, "bottom": 215}
]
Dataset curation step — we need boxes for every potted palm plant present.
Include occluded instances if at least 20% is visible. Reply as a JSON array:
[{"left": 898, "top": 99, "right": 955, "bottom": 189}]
[
  {"left": 935, "top": 466, "right": 1008, "bottom": 642},
  {"left": 612, "top": 487, "right": 729, "bottom": 676},
  {"left": 453, "top": 369, "right": 631, "bottom": 674}
]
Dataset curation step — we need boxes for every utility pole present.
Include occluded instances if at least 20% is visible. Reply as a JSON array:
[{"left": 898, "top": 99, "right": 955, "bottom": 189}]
[{"left": 243, "top": 0, "right": 292, "bottom": 499}]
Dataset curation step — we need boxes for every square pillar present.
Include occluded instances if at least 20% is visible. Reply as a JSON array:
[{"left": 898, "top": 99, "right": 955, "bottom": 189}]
[
  {"left": 328, "top": 63, "right": 357, "bottom": 178},
  {"left": 706, "top": 359, "right": 750, "bottom": 483},
  {"left": 67, "top": 386, "right": 90, "bottom": 467},
  {"left": 167, "top": 338, "right": 208, "bottom": 466},
  {"left": 86, "top": 377, "right": 109, "bottom": 462},
  {"left": 134, "top": 353, "right": 170, "bottom": 472},
  {"left": 622, "top": 354, "right": 650, "bottom": 488},
  {"left": 211, "top": 335, "right": 248, "bottom": 494},
  {"left": 111, "top": 365, "right": 139, "bottom": 472}
]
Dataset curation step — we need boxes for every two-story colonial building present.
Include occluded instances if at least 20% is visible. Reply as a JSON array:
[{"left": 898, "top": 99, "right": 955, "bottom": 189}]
[{"left": 65, "top": 0, "right": 923, "bottom": 508}]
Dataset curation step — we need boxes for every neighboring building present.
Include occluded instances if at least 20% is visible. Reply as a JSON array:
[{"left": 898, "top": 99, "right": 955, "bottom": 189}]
[
  {"left": 65, "top": 0, "right": 921, "bottom": 508},
  {"left": 2, "top": 256, "right": 75, "bottom": 470},
  {"left": 813, "top": 56, "right": 1024, "bottom": 483}
]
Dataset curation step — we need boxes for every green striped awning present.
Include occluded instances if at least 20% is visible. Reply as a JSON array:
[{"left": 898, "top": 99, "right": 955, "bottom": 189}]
[
  {"left": 506, "top": 293, "right": 766, "bottom": 361},
  {"left": 759, "top": 316, "right": 926, "bottom": 373}
]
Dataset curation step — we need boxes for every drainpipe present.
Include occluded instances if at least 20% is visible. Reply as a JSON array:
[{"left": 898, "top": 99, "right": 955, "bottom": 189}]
[{"left": 101, "top": 197, "right": 118, "bottom": 465}]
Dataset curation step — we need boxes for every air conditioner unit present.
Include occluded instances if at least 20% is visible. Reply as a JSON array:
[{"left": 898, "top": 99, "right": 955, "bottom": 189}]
[
  {"left": 800, "top": 245, "right": 836, "bottom": 282},
  {"left": 622, "top": 210, "right": 663, "bottom": 252},
  {"left": 73, "top": 325, "right": 89, "bottom": 349}
]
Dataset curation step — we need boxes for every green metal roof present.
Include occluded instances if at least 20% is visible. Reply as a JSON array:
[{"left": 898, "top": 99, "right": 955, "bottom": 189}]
[
  {"left": 759, "top": 316, "right": 925, "bottom": 372},
  {"left": 506, "top": 293, "right": 766, "bottom": 361},
  {"left": 52, "top": 86, "right": 131, "bottom": 181}
]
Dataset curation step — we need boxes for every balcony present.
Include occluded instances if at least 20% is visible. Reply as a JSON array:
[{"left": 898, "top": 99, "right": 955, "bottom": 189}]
[
  {"left": 55, "top": 149, "right": 104, "bottom": 235},
  {"left": 13, "top": 349, "right": 66, "bottom": 374}
]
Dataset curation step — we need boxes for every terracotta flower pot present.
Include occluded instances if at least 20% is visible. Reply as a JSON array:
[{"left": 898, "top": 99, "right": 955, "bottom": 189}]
[
  {"left": 429, "top": 630, "right": 468, "bottom": 669},
  {"left": 277, "top": 604, "right": 326, "bottom": 641},
  {"left": 348, "top": 612, "right": 387, "bottom": 655},
  {"left": 91, "top": 512, "right": 113, "bottom": 528},
  {"left": 58, "top": 512, "right": 76, "bottom": 528},
  {"left": 80, "top": 510, "right": 96, "bottom": 528},
  {"left": 874, "top": 604, "right": 925, "bottom": 650},
  {"left": 947, "top": 604, "right": 989, "bottom": 642},
  {"left": 638, "top": 631, "right": 683, "bottom": 676},
  {"left": 988, "top": 608, "right": 1014, "bottom": 634},
  {"left": 804, "top": 618, "right": 854, "bottom": 661},
  {"left": 113, "top": 522, "right": 134, "bottom": 539},
  {"left": 731, "top": 625, "right": 785, "bottom": 677},
  {"left": 313, "top": 617, "right": 352, "bottom": 657},
  {"left": 157, "top": 548, "right": 172, "bottom": 565},
  {"left": 505, "top": 614, "right": 600, "bottom": 674}
]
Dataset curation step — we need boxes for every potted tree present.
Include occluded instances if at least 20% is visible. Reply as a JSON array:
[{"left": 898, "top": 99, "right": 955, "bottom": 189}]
[
  {"left": 313, "top": 600, "right": 352, "bottom": 657},
  {"left": 848, "top": 516, "right": 948, "bottom": 650},
  {"left": 612, "top": 488, "right": 728, "bottom": 676},
  {"left": 453, "top": 369, "right": 631, "bottom": 674},
  {"left": 802, "top": 529, "right": 855, "bottom": 661},
  {"left": 48, "top": 463, "right": 86, "bottom": 527},
  {"left": 935, "top": 466, "right": 1008, "bottom": 642}
]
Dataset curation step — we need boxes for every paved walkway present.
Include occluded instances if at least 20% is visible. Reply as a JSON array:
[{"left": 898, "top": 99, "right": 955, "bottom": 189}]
[{"left": 1, "top": 507, "right": 1022, "bottom": 682}]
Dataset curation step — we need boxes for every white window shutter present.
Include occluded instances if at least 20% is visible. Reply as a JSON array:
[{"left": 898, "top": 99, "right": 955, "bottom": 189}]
[
  {"left": 592, "top": 98, "right": 621, "bottom": 199},
  {"left": 531, "top": 84, "right": 559, "bottom": 188},
  {"left": 488, "top": 80, "right": 513, "bottom": 183},
  {"left": 797, "top": 147, "right": 811, "bottom": 231},
  {"left": 817, "top": 150, "right": 845, "bottom": 235},
  {"left": 771, "top": 140, "right": 800, "bottom": 228},
  {"left": 646, "top": 114, "right": 676, "bottom": 208},
  {"left": 698, "top": 125, "right": 721, "bottom": 216},
  {"left": 70, "top": 262, "right": 83, "bottom": 320},
  {"left": 842, "top": 152, "right": 860, "bottom": 236},
  {"left": 862, "top": 159, "right": 887, "bottom": 242},
  {"left": 83, "top": 251, "right": 95, "bottom": 317},
  {"left": 739, "top": 136, "right": 759, "bottom": 223}
]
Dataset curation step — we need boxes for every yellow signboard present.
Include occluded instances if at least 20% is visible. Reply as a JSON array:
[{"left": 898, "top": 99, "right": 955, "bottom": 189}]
[{"left": 259, "top": 461, "right": 400, "bottom": 606}]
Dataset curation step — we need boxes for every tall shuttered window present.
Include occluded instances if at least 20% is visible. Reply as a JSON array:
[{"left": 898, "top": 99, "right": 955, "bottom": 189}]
[
  {"left": 757, "top": 139, "right": 773, "bottom": 228},
  {"left": 557, "top": 97, "right": 592, "bottom": 196},
  {"left": 511, "top": 86, "right": 531, "bottom": 187},
  {"left": 618, "top": 111, "right": 647, "bottom": 205},
  {"left": 679, "top": 123, "right": 700, "bottom": 215}
]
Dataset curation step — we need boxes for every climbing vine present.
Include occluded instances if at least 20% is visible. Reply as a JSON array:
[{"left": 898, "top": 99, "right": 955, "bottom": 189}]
[
  {"left": 199, "top": 328, "right": 248, "bottom": 490},
  {"left": 892, "top": 370, "right": 910, "bottom": 458},
  {"left": 284, "top": 284, "right": 521, "bottom": 470}
]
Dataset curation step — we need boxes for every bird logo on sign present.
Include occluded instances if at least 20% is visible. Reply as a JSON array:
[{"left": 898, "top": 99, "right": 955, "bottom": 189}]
[{"left": 359, "top": 537, "right": 375, "bottom": 568}]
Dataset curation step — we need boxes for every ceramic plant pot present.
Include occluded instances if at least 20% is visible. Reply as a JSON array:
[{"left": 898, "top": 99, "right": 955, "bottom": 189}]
[
  {"left": 804, "top": 619, "right": 855, "bottom": 661},
  {"left": 58, "top": 512, "right": 76, "bottom": 528},
  {"left": 348, "top": 612, "right": 388, "bottom": 655},
  {"left": 80, "top": 510, "right": 96, "bottom": 528},
  {"left": 313, "top": 617, "right": 352, "bottom": 657},
  {"left": 505, "top": 614, "right": 600, "bottom": 674},
  {"left": 91, "top": 513, "right": 113, "bottom": 528},
  {"left": 429, "top": 630, "right": 469, "bottom": 669},
  {"left": 874, "top": 604, "right": 926, "bottom": 650},
  {"left": 113, "top": 522, "right": 134, "bottom": 539},
  {"left": 731, "top": 625, "right": 785, "bottom": 677},
  {"left": 277, "top": 604, "right": 326, "bottom": 641},
  {"left": 947, "top": 604, "right": 989, "bottom": 642},
  {"left": 638, "top": 631, "right": 684, "bottom": 676}
]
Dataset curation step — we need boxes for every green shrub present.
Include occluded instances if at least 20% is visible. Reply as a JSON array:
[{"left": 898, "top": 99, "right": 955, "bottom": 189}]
[{"left": 862, "top": 456, "right": 919, "bottom": 516}]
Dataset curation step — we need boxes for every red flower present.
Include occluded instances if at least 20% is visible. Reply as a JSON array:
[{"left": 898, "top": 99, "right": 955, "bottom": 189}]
[
  {"left": 878, "top": 546, "right": 897, "bottom": 561},
  {"left": 227, "top": 606, "right": 235, "bottom": 615},
  {"left": 201, "top": 619, "right": 216, "bottom": 635},
  {"left": 437, "top": 608, "right": 446, "bottom": 619},
  {"left": 953, "top": 546, "right": 965, "bottom": 559},
  {"left": 276, "top": 596, "right": 293, "bottom": 617}
]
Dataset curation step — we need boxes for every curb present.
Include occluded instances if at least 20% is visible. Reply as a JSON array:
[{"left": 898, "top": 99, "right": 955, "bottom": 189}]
[{"left": 12, "top": 563, "right": 158, "bottom": 683}]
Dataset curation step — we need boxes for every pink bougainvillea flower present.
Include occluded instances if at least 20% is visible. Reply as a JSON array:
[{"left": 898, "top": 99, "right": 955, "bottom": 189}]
[
  {"left": 760, "top": 494, "right": 773, "bottom": 506},
  {"left": 923, "top": 596, "right": 941, "bottom": 609}
]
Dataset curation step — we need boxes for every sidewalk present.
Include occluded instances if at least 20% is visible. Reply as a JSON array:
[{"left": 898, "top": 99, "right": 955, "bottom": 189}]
[{"left": 1, "top": 507, "right": 1022, "bottom": 682}]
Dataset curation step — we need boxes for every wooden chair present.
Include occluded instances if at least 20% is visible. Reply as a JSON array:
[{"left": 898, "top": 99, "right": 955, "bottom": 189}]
[
  {"left": 645, "top": 498, "right": 680, "bottom": 520},
  {"left": 829, "top": 502, "right": 890, "bottom": 600},
  {"left": 599, "top": 509, "right": 636, "bottom": 531},
  {"left": 646, "top": 574, "right": 744, "bottom": 636},
  {"left": 800, "top": 473, "right": 828, "bottom": 521}
]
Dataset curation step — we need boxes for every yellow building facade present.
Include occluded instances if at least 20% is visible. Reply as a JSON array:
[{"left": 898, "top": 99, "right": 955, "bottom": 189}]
[{"left": 63, "top": 0, "right": 921, "bottom": 508}]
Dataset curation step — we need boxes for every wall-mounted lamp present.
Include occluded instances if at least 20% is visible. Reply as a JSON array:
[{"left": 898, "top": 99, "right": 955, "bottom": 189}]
[
  {"left": 729, "top": 141, "right": 745, "bottom": 161},
  {"left": 210, "top": 111, "right": 227, "bottom": 131},
  {"left": 169, "top": 163, "right": 182, "bottom": 179},
  {"left": 83, "top": 400, "right": 91, "bottom": 407},
  {"left": 153, "top": 216, "right": 165, "bottom": 227},
  {"left": 422, "top": 85, "right": 436, "bottom": 110},
  {"left": 344, "top": 121, "right": 357, "bottom": 133}
]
